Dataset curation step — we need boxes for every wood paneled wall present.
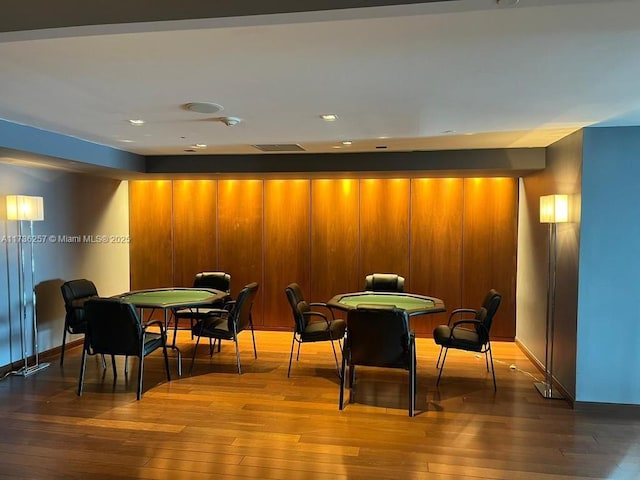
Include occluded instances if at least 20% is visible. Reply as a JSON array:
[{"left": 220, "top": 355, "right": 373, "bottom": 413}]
[{"left": 129, "top": 177, "right": 517, "bottom": 339}]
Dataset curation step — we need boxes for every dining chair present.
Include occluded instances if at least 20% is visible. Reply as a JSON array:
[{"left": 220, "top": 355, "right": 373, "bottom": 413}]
[
  {"left": 340, "top": 304, "right": 417, "bottom": 417},
  {"left": 173, "top": 271, "right": 232, "bottom": 343},
  {"left": 285, "top": 283, "right": 346, "bottom": 377},
  {"left": 60, "top": 279, "right": 99, "bottom": 366},
  {"left": 432, "top": 289, "right": 502, "bottom": 391},
  {"left": 78, "top": 297, "right": 171, "bottom": 400},
  {"left": 190, "top": 282, "right": 259, "bottom": 374},
  {"left": 364, "top": 273, "right": 405, "bottom": 292}
]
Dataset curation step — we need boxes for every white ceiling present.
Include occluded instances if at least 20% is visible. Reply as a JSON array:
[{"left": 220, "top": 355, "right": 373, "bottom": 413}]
[{"left": 1, "top": 0, "right": 639, "bottom": 157}]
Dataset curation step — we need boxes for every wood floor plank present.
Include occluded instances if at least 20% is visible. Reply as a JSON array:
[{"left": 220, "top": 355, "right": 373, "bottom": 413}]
[{"left": 1, "top": 331, "right": 638, "bottom": 479}]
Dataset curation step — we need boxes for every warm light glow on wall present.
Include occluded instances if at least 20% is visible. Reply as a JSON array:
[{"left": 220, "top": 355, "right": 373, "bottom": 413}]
[
  {"left": 341, "top": 179, "right": 355, "bottom": 195},
  {"left": 6, "top": 195, "right": 44, "bottom": 221},
  {"left": 540, "top": 194, "right": 570, "bottom": 224}
]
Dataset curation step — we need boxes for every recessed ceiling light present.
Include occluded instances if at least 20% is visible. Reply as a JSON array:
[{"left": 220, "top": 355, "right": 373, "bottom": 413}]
[
  {"left": 183, "top": 102, "right": 224, "bottom": 114},
  {"left": 128, "top": 119, "right": 145, "bottom": 126},
  {"left": 119, "top": 139, "right": 135, "bottom": 143},
  {"left": 320, "top": 114, "right": 338, "bottom": 122},
  {"left": 332, "top": 145, "right": 342, "bottom": 149},
  {"left": 342, "top": 141, "right": 352, "bottom": 145},
  {"left": 191, "top": 144, "right": 207, "bottom": 149}
]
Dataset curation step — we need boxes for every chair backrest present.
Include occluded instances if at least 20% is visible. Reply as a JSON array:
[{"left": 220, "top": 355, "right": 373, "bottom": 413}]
[
  {"left": 346, "top": 305, "right": 411, "bottom": 369},
  {"left": 285, "top": 283, "right": 307, "bottom": 333},
  {"left": 60, "top": 279, "right": 99, "bottom": 330},
  {"left": 229, "top": 282, "right": 259, "bottom": 333},
  {"left": 193, "top": 272, "right": 231, "bottom": 293},
  {"left": 476, "top": 290, "right": 502, "bottom": 343},
  {"left": 364, "top": 273, "right": 405, "bottom": 293},
  {"left": 84, "top": 298, "right": 143, "bottom": 357}
]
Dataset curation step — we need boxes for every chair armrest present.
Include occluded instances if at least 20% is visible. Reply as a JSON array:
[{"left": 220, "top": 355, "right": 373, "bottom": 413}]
[
  {"left": 302, "top": 310, "right": 330, "bottom": 325},
  {"left": 201, "top": 309, "right": 230, "bottom": 328},
  {"left": 448, "top": 308, "right": 478, "bottom": 325},
  {"left": 451, "top": 319, "right": 490, "bottom": 339},
  {"left": 144, "top": 320, "right": 166, "bottom": 334},
  {"left": 309, "top": 302, "right": 336, "bottom": 319}
]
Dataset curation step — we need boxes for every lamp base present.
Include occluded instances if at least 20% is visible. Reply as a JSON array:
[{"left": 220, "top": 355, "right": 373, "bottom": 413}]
[
  {"left": 534, "top": 381, "right": 563, "bottom": 399},
  {"left": 15, "top": 362, "right": 50, "bottom": 377}
]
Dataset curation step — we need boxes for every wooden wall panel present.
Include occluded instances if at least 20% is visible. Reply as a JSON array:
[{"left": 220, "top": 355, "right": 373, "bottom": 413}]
[
  {"left": 172, "top": 180, "right": 217, "bottom": 287},
  {"left": 264, "top": 180, "right": 310, "bottom": 329},
  {"left": 310, "top": 179, "right": 360, "bottom": 304},
  {"left": 129, "top": 181, "right": 173, "bottom": 290},
  {"left": 359, "top": 178, "right": 411, "bottom": 290},
  {"left": 127, "top": 175, "right": 519, "bottom": 341},
  {"left": 410, "top": 178, "right": 463, "bottom": 335},
  {"left": 462, "top": 177, "right": 518, "bottom": 339},
  {"left": 217, "top": 180, "right": 264, "bottom": 325}
]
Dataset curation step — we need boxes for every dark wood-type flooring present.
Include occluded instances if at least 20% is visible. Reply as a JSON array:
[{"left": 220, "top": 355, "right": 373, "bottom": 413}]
[{"left": 1, "top": 331, "right": 639, "bottom": 479}]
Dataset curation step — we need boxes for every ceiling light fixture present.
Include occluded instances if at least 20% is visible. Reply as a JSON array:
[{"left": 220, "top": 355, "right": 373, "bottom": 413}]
[
  {"left": 183, "top": 102, "right": 224, "bottom": 114},
  {"left": 342, "top": 141, "right": 352, "bottom": 145},
  {"left": 320, "top": 114, "right": 338, "bottom": 122},
  {"left": 128, "top": 119, "right": 145, "bottom": 125},
  {"left": 191, "top": 144, "right": 207, "bottom": 149}
]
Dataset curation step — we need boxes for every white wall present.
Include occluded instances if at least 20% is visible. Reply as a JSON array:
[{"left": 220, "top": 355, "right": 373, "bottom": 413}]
[
  {"left": 1, "top": 162, "right": 130, "bottom": 368},
  {"left": 517, "top": 130, "right": 582, "bottom": 400}
]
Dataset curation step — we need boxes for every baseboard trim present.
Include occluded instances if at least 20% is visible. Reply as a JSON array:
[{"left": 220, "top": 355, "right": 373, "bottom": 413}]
[
  {"left": 514, "top": 337, "right": 575, "bottom": 407},
  {"left": 0, "top": 338, "right": 84, "bottom": 378},
  {"left": 574, "top": 401, "right": 640, "bottom": 418}
]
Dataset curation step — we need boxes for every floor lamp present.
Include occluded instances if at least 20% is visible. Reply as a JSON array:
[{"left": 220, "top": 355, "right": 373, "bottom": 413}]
[
  {"left": 6, "top": 195, "right": 50, "bottom": 377},
  {"left": 534, "top": 194, "right": 569, "bottom": 399}
]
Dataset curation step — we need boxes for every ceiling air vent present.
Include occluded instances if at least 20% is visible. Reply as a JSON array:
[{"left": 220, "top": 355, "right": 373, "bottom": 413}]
[{"left": 252, "top": 144, "right": 306, "bottom": 152}]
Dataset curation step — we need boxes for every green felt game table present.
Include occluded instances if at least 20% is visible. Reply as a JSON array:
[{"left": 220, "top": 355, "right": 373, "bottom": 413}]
[
  {"left": 327, "top": 291, "right": 446, "bottom": 316},
  {"left": 115, "top": 288, "right": 228, "bottom": 375}
]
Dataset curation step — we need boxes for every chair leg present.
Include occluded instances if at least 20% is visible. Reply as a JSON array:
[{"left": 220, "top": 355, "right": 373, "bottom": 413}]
[
  {"left": 339, "top": 349, "right": 348, "bottom": 410},
  {"left": 296, "top": 341, "right": 301, "bottom": 361},
  {"left": 488, "top": 344, "right": 497, "bottom": 392},
  {"left": 111, "top": 355, "right": 118, "bottom": 378},
  {"left": 287, "top": 333, "right": 296, "bottom": 378},
  {"left": 208, "top": 338, "right": 214, "bottom": 357},
  {"left": 137, "top": 354, "right": 144, "bottom": 400},
  {"left": 436, "top": 347, "right": 449, "bottom": 386},
  {"left": 77, "top": 345, "right": 88, "bottom": 396},
  {"left": 330, "top": 339, "right": 340, "bottom": 377},
  {"left": 485, "top": 351, "right": 490, "bottom": 372},
  {"left": 234, "top": 338, "right": 242, "bottom": 375},
  {"left": 409, "top": 340, "right": 416, "bottom": 417},
  {"left": 348, "top": 364, "right": 355, "bottom": 404},
  {"left": 250, "top": 325, "right": 258, "bottom": 359},
  {"left": 124, "top": 356, "right": 129, "bottom": 376},
  {"left": 163, "top": 340, "right": 171, "bottom": 382},
  {"left": 60, "top": 327, "right": 68, "bottom": 366},
  {"left": 190, "top": 335, "right": 202, "bottom": 374},
  {"left": 435, "top": 345, "right": 444, "bottom": 368}
]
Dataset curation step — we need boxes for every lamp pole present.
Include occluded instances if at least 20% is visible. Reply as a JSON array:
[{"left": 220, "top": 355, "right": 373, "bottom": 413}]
[{"left": 535, "top": 194, "right": 566, "bottom": 399}]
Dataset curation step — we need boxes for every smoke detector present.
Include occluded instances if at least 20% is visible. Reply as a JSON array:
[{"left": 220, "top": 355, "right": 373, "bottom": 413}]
[{"left": 214, "top": 116, "right": 242, "bottom": 126}]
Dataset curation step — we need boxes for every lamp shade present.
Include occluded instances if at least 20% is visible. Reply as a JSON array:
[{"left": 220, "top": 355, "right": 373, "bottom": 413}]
[
  {"left": 6, "top": 195, "right": 44, "bottom": 221},
  {"left": 540, "top": 194, "right": 569, "bottom": 224}
]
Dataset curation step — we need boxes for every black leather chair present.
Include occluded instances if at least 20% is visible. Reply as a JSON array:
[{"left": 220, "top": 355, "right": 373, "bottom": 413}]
[
  {"left": 433, "top": 289, "right": 502, "bottom": 391},
  {"left": 190, "top": 282, "right": 259, "bottom": 374},
  {"left": 364, "top": 273, "right": 405, "bottom": 292},
  {"left": 339, "top": 304, "right": 417, "bottom": 417},
  {"left": 285, "top": 283, "right": 346, "bottom": 377},
  {"left": 173, "top": 271, "right": 232, "bottom": 342},
  {"left": 78, "top": 297, "right": 171, "bottom": 400},
  {"left": 60, "top": 279, "right": 99, "bottom": 366}
]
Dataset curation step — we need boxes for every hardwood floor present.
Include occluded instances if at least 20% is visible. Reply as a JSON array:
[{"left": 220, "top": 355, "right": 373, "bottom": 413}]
[{"left": 1, "top": 331, "right": 638, "bottom": 479}]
